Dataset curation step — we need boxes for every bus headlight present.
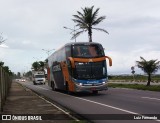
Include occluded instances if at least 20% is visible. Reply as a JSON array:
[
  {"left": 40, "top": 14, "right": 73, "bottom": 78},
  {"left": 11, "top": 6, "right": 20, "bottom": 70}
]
[{"left": 79, "top": 83, "right": 83, "bottom": 86}]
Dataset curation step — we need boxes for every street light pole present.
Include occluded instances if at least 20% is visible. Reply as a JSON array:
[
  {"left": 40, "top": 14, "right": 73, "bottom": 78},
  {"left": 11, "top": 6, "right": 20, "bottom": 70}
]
[
  {"left": 42, "top": 49, "right": 55, "bottom": 57},
  {"left": 63, "top": 26, "right": 77, "bottom": 42}
]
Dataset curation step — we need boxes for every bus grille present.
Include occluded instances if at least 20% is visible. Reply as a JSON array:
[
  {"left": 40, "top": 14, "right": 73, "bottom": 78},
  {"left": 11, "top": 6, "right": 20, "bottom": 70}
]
[{"left": 75, "top": 61, "right": 106, "bottom": 79}]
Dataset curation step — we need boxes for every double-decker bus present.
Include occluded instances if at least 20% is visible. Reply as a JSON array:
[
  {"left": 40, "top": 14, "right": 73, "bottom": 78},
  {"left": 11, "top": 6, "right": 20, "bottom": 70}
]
[{"left": 47, "top": 42, "right": 112, "bottom": 94}]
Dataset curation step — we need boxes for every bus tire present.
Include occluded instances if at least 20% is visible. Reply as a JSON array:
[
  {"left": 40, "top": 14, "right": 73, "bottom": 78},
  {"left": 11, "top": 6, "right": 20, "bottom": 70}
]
[
  {"left": 92, "top": 90, "right": 98, "bottom": 94},
  {"left": 66, "top": 83, "right": 70, "bottom": 94},
  {"left": 51, "top": 81, "right": 56, "bottom": 91}
]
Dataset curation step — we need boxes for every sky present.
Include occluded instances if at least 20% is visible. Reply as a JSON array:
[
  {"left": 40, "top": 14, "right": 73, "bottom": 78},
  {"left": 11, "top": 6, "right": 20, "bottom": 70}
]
[{"left": 0, "top": 0, "right": 160, "bottom": 75}]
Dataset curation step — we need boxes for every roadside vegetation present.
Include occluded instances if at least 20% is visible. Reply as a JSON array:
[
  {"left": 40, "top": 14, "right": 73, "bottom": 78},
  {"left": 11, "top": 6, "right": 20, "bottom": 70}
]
[
  {"left": 108, "top": 74, "right": 160, "bottom": 82},
  {"left": 108, "top": 57, "right": 160, "bottom": 91},
  {"left": 108, "top": 74, "right": 160, "bottom": 91},
  {"left": 0, "top": 61, "right": 13, "bottom": 76},
  {"left": 32, "top": 61, "right": 45, "bottom": 71},
  {"left": 108, "top": 83, "right": 160, "bottom": 92},
  {"left": 136, "top": 57, "right": 160, "bottom": 86}
]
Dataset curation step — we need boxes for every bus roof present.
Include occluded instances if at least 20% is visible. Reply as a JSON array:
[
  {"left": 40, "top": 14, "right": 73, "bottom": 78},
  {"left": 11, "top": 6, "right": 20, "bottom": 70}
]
[{"left": 64, "top": 42, "right": 102, "bottom": 47}]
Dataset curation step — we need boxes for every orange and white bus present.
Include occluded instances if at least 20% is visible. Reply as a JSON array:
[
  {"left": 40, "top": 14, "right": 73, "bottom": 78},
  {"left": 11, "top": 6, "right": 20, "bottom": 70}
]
[{"left": 47, "top": 42, "right": 112, "bottom": 94}]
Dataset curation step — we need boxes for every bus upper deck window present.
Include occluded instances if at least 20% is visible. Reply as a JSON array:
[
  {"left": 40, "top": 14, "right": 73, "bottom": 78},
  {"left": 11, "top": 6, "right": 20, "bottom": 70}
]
[
  {"left": 73, "top": 45, "right": 103, "bottom": 58},
  {"left": 89, "top": 46, "right": 98, "bottom": 57},
  {"left": 73, "top": 46, "right": 81, "bottom": 56}
]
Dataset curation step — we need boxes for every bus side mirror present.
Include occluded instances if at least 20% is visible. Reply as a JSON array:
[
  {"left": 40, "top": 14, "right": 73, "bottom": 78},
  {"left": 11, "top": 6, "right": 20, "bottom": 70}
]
[{"left": 105, "top": 56, "right": 112, "bottom": 66}]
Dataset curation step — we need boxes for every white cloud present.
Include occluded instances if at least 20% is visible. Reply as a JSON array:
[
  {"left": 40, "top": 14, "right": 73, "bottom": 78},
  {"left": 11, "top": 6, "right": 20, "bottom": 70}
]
[
  {"left": 106, "top": 47, "right": 160, "bottom": 74},
  {"left": 0, "top": 0, "right": 160, "bottom": 74},
  {"left": 0, "top": 44, "right": 9, "bottom": 48}
]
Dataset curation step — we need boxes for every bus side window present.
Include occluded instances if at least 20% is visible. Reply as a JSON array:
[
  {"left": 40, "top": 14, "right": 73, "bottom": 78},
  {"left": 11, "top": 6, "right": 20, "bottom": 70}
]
[
  {"left": 65, "top": 46, "right": 72, "bottom": 75},
  {"left": 65, "top": 46, "right": 71, "bottom": 66},
  {"left": 73, "top": 46, "right": 81, "bottom": 57},
  {"left": 77, "top": 46, "right": 81, "bottom": 56},
  {"left": 66, "top": 46, "right": 71, "bottom": 58}
]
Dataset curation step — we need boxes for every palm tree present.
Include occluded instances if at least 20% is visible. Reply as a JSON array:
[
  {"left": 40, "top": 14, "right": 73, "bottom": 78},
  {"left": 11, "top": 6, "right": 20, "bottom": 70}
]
[
  {"left": 136, "top": 57, "right": 160, "bottom": 86},
  {"left": 72, "top": 6, "right": 108, "bottom": 42}
]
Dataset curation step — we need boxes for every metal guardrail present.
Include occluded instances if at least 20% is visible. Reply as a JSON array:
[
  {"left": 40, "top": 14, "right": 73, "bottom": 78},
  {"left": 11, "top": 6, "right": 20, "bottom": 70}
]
[{"left": 0, "top": 66, "right": 12, "bottom": 112}]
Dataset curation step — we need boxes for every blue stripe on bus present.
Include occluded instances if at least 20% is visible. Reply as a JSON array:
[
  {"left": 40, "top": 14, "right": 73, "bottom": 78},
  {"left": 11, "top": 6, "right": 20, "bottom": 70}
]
[{"left": 74, "top": 78, "right": 107, "bottom": 84}]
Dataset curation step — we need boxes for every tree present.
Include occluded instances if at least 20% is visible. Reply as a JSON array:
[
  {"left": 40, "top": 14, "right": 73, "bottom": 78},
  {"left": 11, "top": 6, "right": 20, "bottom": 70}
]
[
  {"left": 25, "top": 71, "right": 32, "bottom": 77},
  {"left": 72, "top": 6, "right": 108, "bottom": 42},
  {"left": 32, "top": 61, "right": 45, "bottom": 71},
  {"left": 136, "top": 57, "right": 160, "bottom": 86},
  {"left": 3, "top": 66, "right": 9, "bottom": 72},
  {"left": 0, "top": 32, "right": 7, "bottom": 45},
  {"left": 0, "top": 61, "right": 13, "bottom": 75},
  {"left": 0, "top": 61, "right": 4, "bottom": 67},
  {"left": 17, "top": 72, "right": 21, "bottom": 78},
  {"left": 131, "top": 66, "right": 135, "bottom": 81},
  {"left": 39, "top": 61, "right": 45, "bottom": 70},
  {"left": 1, "top": 65, "right": 12, "bottom": 75},
  {"left": 32, "top": 61, "right": 40, "bottom": 71}
]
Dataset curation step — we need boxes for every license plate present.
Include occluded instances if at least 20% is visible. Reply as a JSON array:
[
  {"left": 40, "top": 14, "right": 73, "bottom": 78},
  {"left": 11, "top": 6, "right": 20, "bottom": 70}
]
[{"left": 91, "top": 88, "right": 96, "bottom": 90}]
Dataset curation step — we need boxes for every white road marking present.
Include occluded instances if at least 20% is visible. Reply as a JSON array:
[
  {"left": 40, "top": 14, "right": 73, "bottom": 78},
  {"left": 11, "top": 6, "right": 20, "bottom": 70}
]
[
  {"left": 20, "top": 82, "right": 79, "bottom": 121},
  {"left": 35, "top": 85, "right": 139, "bottom": 114},
  {"left": 142, "top": 97, "right": 160, "bottom": 101},
  {"left": 35, "top": 92, "right": 79, "bottom": 121},
  {"left": 25, "top": 84, "right": 160, "bottom": 122}
]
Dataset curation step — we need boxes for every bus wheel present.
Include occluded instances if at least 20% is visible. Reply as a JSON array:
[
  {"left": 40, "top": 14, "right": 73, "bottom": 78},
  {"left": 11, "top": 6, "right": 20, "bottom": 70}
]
[
  {"left": 66, "top": 83, "right": 70, "bottom": 94},
  {"left": 51, "top": 82, "right": 56, "bottom": 91},
  {"left": 92, "top": 90, "right": 98, "bottom": 94}
]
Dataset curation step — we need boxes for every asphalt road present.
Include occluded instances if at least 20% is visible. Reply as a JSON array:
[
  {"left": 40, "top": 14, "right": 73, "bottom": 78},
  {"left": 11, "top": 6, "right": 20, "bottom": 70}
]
[{"left": 19, "top": 81, "right": 160, "bottom": 123}]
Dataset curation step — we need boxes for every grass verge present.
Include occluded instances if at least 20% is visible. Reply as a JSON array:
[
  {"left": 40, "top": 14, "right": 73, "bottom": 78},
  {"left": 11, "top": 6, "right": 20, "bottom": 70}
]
[{"left": 108, "top": 83, "right": 160, "bottom": 92}]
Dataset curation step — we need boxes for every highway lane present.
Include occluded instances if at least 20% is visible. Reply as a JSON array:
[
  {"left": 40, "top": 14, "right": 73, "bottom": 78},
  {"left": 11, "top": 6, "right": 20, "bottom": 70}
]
[{"left": 19, "top": 81, "right": 160, "bottom": 123}]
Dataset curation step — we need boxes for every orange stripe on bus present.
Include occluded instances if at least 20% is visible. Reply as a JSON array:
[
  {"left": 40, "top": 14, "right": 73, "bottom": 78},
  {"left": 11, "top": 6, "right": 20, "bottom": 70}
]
[
  {"left": 60, "top": 62, "right": 74, "bottom": 92},
  {"left": 68, "top": 56, "right": 112, "bottom": 68}
]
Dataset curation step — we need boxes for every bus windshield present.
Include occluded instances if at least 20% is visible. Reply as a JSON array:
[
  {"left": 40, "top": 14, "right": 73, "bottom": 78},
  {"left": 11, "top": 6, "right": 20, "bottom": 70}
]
[{"left": 72, "top": 44, "right": 104, "bottom": 58}]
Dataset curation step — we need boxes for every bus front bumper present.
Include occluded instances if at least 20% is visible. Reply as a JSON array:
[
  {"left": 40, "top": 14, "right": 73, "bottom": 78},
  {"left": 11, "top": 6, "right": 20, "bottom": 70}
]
[{"left": 75, "top": 83, "right": 108, "bottom": 92}]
